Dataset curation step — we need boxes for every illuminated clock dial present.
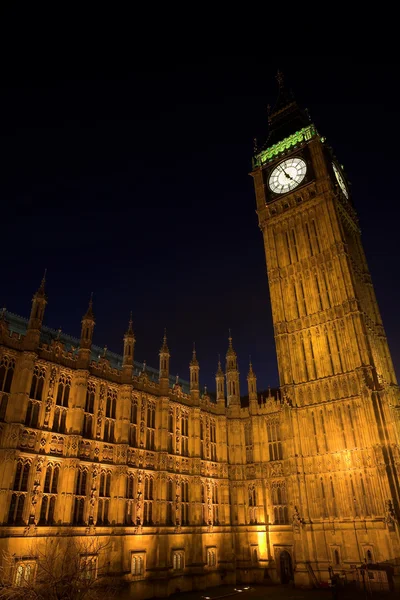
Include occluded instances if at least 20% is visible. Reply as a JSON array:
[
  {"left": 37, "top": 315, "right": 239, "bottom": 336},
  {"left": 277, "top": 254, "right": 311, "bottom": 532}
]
[
  {"left": 268, "top": 157, "right": 307, "bottom": 194},
  {"left": 333, "top": 162, "right": 349, "bottom": 199}
]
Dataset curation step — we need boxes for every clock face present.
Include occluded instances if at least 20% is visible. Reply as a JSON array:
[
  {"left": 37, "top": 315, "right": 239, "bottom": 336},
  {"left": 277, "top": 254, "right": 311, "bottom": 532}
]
[
  {"left": 333, "top": 162, "right": 349, "bottom": 199},
  {"left": 269, "top": 157, "right": 307, "bottom": 194}
]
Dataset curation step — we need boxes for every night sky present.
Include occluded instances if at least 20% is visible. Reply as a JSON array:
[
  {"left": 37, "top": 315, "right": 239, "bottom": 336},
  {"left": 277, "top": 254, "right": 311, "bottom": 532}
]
[{"left": 2, "top": 56, "right": 400, "bottom": 392}]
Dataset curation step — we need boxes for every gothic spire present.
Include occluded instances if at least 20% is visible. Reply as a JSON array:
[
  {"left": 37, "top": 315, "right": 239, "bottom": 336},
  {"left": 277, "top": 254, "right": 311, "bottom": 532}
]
[
  {"left": 190, "top": 342, "right": 199, "bottom": 367},
  {"left": 83, "top": 293, "right": 95, "bottom": 322}
]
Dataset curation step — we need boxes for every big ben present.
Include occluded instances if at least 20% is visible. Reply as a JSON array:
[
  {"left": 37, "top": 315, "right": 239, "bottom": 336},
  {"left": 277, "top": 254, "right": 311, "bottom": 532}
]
[{"left": 251, "top": 72, "right": 400, "bottom": 583}]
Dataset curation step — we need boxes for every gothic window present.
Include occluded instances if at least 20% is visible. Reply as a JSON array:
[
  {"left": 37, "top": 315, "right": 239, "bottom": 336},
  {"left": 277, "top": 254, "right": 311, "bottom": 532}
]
[
  {"left": 29, "top": 366, "right": 46, "bottom": 401},
  {"left": 75, "top": 469, "right": 87, "bottom": 496},
  {"left": 44, "top": 465, "right": 59, "bottom": 494},
  {"left": 56, "top": 374, "right": 71, "bottom": 407},
  {"left": 131, "top": 552, "right": 145, "bottom": 579},
  {"left": 181, "top": 413, "right": 189, "bottom": 457},
  {"left": 83, "top": 413, "right": 93, "bottom": 438},
  {"left": 201, "top": 482, "right": 206, "bottom": 524},
  {"left": 210, "top": 419, "right": 217, "bottom": 461},
  {"left": 349, "top": 475, "right": 359, "bottom": 517},
  {"left": 25, "top": 400, "right": 40, "bottom": 428},
  {"left": 80, "top": 555, "right": 97, "bottom": 581},
  {"left": 39, "top": 495, "right": 56, "bottom": 525},
  {"left": 73, "top": 497, "right": 85, "bottom": 525},
  {"left": 320, "top": 410, "right": 328, "bottom": 452},
  {"left": 248, "top": 485, "right": 257, "bottom": 524},
  {"left": 272, "top": 482, "right": 288, "bottom": 524},
  {"left": 212, "top": 482, "right": 219, "bottom": 525},
  {"left": 337, "top": 407, "right": 347, "bottom": 449},
  {"left": 103, "top": 419, "right": 115, "bottom": 443},
  {"left": 365, "top": 549, "right": 373, "bottom": 564},
  {"left": 143, "top": 476, "right": 154, "bottom": 525},
  {"left": 146, "top": 402, "right": 155, "bottom": 451},
  {"left": 85, "top": 382, "right": 95, "bottom": 413},
  {"left": 166, "top": 478, "right": 174, "bottom": 524},
  {"left": 172, "top": 550, "right": 184, "bottom": 571},
  {"left": 130, "top": 399, "right": 138, "bottom": 448},
  {"left": 0, "top": 393, "right": 8, "bottom": 421},
  {"left": 333, "top": 549, "right": 340, "bottom": 565},
  {"left": 52, "top": 407, "right": 67, "bottom": 433},
  {"left": 244, "top": 421, "right": 253, "bottom": 463},
  {"left": 0, "top": 355, "right": 15, "bottom": 393},
  {"left": 312, "top": 219, "right": 321, "bottom": 253},
  {"left": 14, "top": 561, "right": 36, "bottom": 586},
  {"left": 267, "top": 420, "right": 283, "bottom": 461},
  {"left": 206, "top": 547, "right": 217, "bottom": 567},
  {"left": 320, "top": 477, "right": 328, "bottom": 518},
  {"left": 305, "top": 222, "right": 314, "bottom": 256},
  {"left": 97, "top": 498, "right": 109, "bottom": 525},
  {"left": 360, "top": 474, "right": 370, "bottom": 517},
  {"left": 13, "top": 460, "right": 30, "bottom": 492},
  {"left": 131, "top": 399, "right": 138, "bottom": 424},
  {"left": 181, "top": 480, "right": 189, "bottom": 525},
  {"left": 125, "top": 473, "right": 136, "bottom": 525},
  {"left": 8, "top": 494, "right": 25, "bottom": 525},
  {"left": 106, "top": 388, "right": 117, "bottom": 419},
  {"left": 99, "top": 472, "right": 111, "bottom": 498}
]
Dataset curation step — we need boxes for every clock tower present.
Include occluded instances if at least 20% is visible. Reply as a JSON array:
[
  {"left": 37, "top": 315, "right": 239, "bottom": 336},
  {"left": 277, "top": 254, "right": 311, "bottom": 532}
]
[{"left": 251, "top": 73, "right": 400, "bottom": 578}]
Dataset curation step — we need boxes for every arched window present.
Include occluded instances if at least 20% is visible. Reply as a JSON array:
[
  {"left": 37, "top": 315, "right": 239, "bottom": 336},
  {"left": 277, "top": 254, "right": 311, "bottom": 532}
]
[
  {"left": 73, "top": 497, "right": 85, "bottom": 524},
  {"left": 131, "top": 400, "right": 138, "bottom": 424},
  {"left": 334, "top": 549, "right": 340, "bottom": 565},
  {"left": 85, "top": 383, "right": 95, "bottom": 413},
  {"left": 56, "top": 374, "right": 71, "bottom": 407},
  {"left": 25, "top": 401, "right": 40, "bottom": 428},
  {"left": 13, "top": 461, "right": 31, "bottom": 491},
  {"left": 29, "top": 366, "right": 46, "bottom": 401},
  {"left": 75, "top": 469, "right": 87, "bottom": 496},
  {"left": 366, "top": 550, "right": 373, "bottom": 564},
  {"left": 44, "top": 465, "right": 59, "bottom": 493},
  {"left": 0, "top": 356, "right": 15, "bottom": 393},
  {"left": 8, "top": 494, "right": 25, "bottom": 524}
]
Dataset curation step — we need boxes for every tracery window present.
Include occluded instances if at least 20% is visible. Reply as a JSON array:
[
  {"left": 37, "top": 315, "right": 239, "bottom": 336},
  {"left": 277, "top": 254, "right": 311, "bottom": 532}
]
[
  {"left": 248, "top": 484, "right": 257, "bottom": 524},
  {"left": 40, "top": 465, "right": 58, "bottom": 523},
  {"left": 172, "top": 550, "right": 184, "bottom": 571},
  {"left": 244, "top": 421, "right": 253, "bottom": 463},
  {"left": 166, "top": 478, "right": 174, "bottom": 525},
  {"left": 52, "top": 407, "right": 67, "bottom": 433},
  {"left": 143, "top": 476, "right": 153, "bottom": 525},
  {"left": 125, "top": 472, "right": 136, "bottom": 525},
  {"left": 29, "top": 366, "right": 46, "bottom": 401},
  {"left": 39, "top": 495, "right": 56, "bottom": 525},
  {"left": 0, "top": 355, "right": 15, "bottom": 393},
  {"left": 201, "top": 481, "right": 206, "bottom": 524},
  {"left": 168, "top": 409, "right": 174, "bottom": 453},
  {"left": 146, "top": 402, "right": 155, "bottom": 451},
  {"left": 271, "top": 482, "right": 288, "bottom": 524},
  {"left": 266, "top": 419, "right": 283, "bottom": 461},
  {"left": 212, "top": 482, "right": 219, "bottom": 524},
  {"left": 210, "top": 419, "right": 217, "bottom": 461},
  {"left": 80, "top": 555, "right": 97, "bottom": 581},
  {"left": 83, "top": 381, "right": 95, "bottom": 439},
  {"left": 25, "top": 400, "right": 40, "bottom": 428},
  {"left": 14, "top": 561, "right": 36, "bottom": 586},
  {"left": 130, "top": 398, "right": 138, "bottom": 447},
  {"left": 103, "top": 419, "right": 115, "bottom": 443},
  {"left": 131, "top": 552, "right": 145, "bottom": 579},
  {"left": 97, "top": 471, "right": 111, "bottom": 525},
  {"left": 181, "top": 480, "right": 189, "bottom": 525},
  {"left": 56, "top": 373, "right": 71, "bottom": 407},
  {"left": 73, "top": 468, "right": 88, "bottom": 525},
  {"left": 181, "top": 413, "right": 189, "bottom": 457},
  {"left": 105, "top": 388, "right": 117, "bottom": 419},
  {"left": 8, "top": 460, "right": 31, "bottom": 525}
]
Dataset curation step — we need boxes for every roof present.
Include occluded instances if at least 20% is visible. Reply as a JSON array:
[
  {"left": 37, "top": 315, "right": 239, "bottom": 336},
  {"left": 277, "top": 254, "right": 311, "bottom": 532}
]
[{"left": 4, "top": 311, "right": 191, "bottom": 394}]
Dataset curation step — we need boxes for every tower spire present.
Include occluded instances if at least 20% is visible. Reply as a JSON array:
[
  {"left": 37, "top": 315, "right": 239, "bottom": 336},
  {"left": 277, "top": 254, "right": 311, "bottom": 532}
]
[
  {"left": 24, "top": 273, "right": 48, "bottom": 351},
  {"left": 247, "top": 356, "right": 258, "bottom": 412},
  {"left": 189, "top": 342, "right": 200, "bottom": 404},
  {"left": 122, "top": 312, "right": 135, "bottom": 381},
  {"left": 159, "top": 329, "right": 170, "bottom": 394},
  {"left": 225, "top": 332, "right": 240, "bottom": 407},
  {"left": 78, "top": 294, "right": 96, "bottom": 368},
  {"left": 216, "top": 354, "right": 225, "bottom": 408}
]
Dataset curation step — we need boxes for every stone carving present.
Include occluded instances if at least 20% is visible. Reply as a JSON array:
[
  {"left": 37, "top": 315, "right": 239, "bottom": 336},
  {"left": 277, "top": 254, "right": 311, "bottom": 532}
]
[
  {"left": 44, "top": 367, "right": 57, "bottom": 427},
  {"left": 385, "top": 499, "right": 397, "bottom": 532}
]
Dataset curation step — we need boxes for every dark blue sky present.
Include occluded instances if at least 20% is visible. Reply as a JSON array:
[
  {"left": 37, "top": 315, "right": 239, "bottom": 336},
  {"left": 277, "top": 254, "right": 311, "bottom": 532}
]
[{"left": 2, "top": 55, "right": 400, "bottom": 392}]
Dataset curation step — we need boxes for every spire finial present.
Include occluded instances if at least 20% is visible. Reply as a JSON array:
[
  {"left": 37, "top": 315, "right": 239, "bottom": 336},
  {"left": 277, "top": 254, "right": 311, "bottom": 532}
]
[
  {"left": 83, "top": 293, "right": 95, "bottom": 321},
  {"left": 142, "top": 360, "right": 147, "bottom": 372},
  {"left": 228, "top": 328, "right": 232, "bottom": 347},
  {"left": 160, "top": 328, "right": 169, "bottom": 353},
  {"left": 126, "top": 311, "right": 134, "bottom": 335},
  {"left": 35, "top": 269, "right": 47, "bottom": 298},
  {"left": 102, "top": 344, "right": 107, "bottom": 358},
  {"left": 56, "top": 326, "right": 62, "bottom": 340},
  {"left": 276, "top": 69, "right": 284, "bottom": 88}
]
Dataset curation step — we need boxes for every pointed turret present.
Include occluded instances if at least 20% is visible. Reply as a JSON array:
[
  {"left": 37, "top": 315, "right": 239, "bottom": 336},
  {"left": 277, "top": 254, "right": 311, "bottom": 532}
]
[
  {"left": 24, "top": 272, "right": 47, "bottom": 351},
  {"left": 225, "top": 331, "right": 240, "bottom": 406},
  {"left": 216, "top": 356, "right": 225, "bottom": 408},
  {"left": 78, "top": 294, "right": 95, "bottom": 368},
  {"left": 247, "top": 358, "right": 258, "bottom": 412},
  {"left": 189, "top": 343, "right": 200, "bottom": 404},
  {"left": 159, "top": 329, "right": 170, "bottom": 394},
  {"left": 122, "top": 312, "right": 135, "bottom": 382}
]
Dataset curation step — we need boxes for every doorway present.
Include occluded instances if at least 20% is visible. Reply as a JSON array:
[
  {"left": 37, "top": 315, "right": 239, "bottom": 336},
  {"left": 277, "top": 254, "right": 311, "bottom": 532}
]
[{"left": 280, "top": 550, "right": 293, "bottom": 584}]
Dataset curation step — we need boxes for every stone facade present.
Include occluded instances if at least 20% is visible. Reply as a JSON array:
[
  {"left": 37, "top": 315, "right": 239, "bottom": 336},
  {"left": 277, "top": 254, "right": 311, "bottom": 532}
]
[{"left": 0, "top": 78, "right": 399, "bottom": 596}]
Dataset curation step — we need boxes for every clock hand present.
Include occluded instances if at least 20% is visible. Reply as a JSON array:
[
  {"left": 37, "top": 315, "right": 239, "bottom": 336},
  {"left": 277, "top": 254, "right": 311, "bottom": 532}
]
[{"left": 278, "top": 164, "right": 294, "bottom": 181}]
